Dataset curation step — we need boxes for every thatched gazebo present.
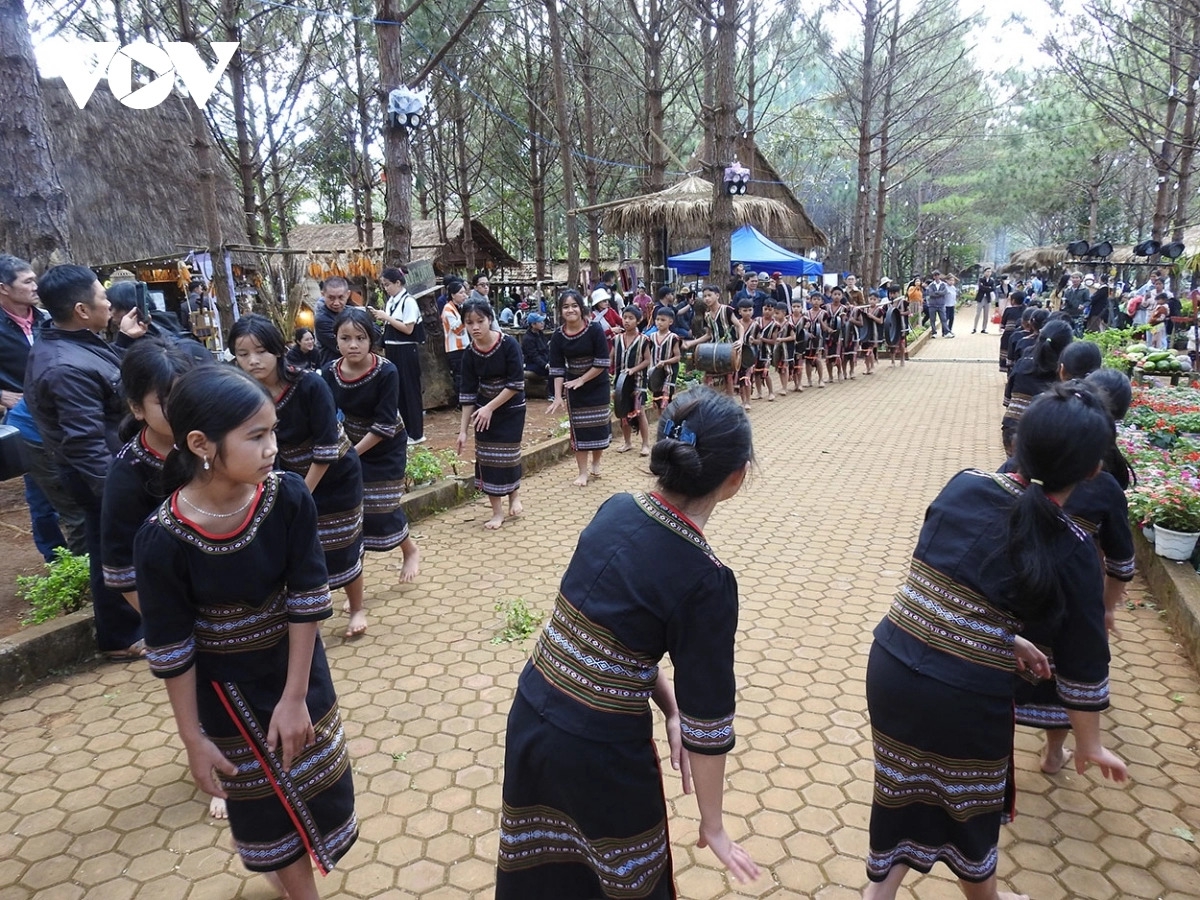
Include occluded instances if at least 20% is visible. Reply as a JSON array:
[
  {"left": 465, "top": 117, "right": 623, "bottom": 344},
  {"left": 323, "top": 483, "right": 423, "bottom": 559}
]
[{"left": 590, "top": 175, "right": 793, "bottom": 236}]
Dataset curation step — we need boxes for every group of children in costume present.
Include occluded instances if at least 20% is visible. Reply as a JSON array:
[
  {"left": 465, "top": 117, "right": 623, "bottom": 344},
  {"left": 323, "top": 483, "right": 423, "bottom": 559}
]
[{"left": 604, "top": 282, "right": 913, "bottom": 445}]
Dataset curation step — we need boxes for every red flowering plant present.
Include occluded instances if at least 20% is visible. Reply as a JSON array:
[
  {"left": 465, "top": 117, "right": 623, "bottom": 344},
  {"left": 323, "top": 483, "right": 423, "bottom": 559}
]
[{"left": 1121, "top": 410, "right": 1200, "bottom": 532}]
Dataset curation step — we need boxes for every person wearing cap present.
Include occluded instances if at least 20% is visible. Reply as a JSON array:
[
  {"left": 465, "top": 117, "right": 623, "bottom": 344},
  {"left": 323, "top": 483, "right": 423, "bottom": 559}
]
[
  {"left": 733, "top": 272, "right": 769, "bottom": 319},
  {"left": 521, "top": 312, "right": 552, "bottom": 400},
  {"left": 1060, "top": 272, "right": 1090, "bottom": 332},
  {"left": 590, "top": 290, "right": 623, "bottom": 349}
]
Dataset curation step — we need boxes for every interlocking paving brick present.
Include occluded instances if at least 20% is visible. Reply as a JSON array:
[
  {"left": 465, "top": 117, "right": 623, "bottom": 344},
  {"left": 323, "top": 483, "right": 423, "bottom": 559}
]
[{"left": 1, "top": 331, "right": 1198, "bottom": 896}]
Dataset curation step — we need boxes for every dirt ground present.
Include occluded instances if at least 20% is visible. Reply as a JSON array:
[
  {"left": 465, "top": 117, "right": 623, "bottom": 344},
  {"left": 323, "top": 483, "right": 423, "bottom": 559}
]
[
  {"left": 0, "top": 478, "right": 53, "bottom": 639},
  {"left": 0, "top": 401, "right": 566, "bottom": 641}
]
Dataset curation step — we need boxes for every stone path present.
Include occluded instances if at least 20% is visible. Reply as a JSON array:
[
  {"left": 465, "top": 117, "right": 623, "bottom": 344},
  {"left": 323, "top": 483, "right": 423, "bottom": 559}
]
[{"left": 2, "top": 327, "right": 1199, "bottom": 899}]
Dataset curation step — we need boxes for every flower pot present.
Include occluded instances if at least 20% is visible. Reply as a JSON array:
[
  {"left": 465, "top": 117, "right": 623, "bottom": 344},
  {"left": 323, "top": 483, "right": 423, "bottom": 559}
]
[{"left": 1154, "top": 525, "right": 1200, "bottom": 561}]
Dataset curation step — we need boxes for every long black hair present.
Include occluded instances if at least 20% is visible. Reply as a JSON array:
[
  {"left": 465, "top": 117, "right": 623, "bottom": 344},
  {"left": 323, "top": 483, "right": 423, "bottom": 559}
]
[
  {"left": 162, "top": 366, "right": 273, "bottom": 493},
  {"left": 1030, "top": 319, "right": 1073, "bottom": 379},
  {"left": 1085, "top": 368, "right": 1135, "bottom": 489},
  {"left": 1008, "top": 381, "right": 1115, "bottom": 621},
  {"left": 649, "top": 387, "right": 754, "bottom": 499},
  {"left": 118, "top": 337, "right": 210, "bottom": 442},
  {"left": 228, "top": 314, "right": 302, "bottom": 385}
]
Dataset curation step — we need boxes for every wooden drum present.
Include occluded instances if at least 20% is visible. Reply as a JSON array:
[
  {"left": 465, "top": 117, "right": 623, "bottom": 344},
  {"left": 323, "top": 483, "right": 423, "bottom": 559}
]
[{"left": 693, "top": 342, "right": 741, "bottom": 375}]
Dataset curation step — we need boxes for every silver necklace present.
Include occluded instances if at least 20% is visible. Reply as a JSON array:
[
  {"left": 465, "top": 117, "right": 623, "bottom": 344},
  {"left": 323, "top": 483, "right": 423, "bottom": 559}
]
[{"left": 179, "top": 489, "right": 256, "bottom": 519}]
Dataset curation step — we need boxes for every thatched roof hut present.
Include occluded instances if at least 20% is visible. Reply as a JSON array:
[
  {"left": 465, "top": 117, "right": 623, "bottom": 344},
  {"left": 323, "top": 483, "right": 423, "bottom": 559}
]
[
  {"left": 40, "top": 77, "right": 245, "bottom": 267},
  {"left": 593, "top": 176, "right": 792, "bottom": 236},
  {"left": 1005, "top": 246, "right": 1067, "bottom": 272},
  {"left": 286, "top": 218, "right": 518, "bottom": 272},
  {"left": 684, "top": 136, "right": 827, "bottom": 253}
]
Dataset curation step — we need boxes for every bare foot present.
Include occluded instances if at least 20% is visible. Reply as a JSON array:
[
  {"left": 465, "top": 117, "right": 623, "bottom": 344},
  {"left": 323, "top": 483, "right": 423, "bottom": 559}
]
[
  {"left": 616, "top": 444, "right": 633, "bottom": 453},
  {"left": 344, "top": 610, "right": 368, "bottom": 638},
  {"left": 264, "top": 871, "right": 291, "bottom": 899},
  {"left": 743, "top": 403, "right": 751, "bottom": 410},
  {"left": 399, "top": 546, "right": 421, "bottom": 583},
  {"left": 767, "top": 394, "right": 775, "bottom": 401},
  {"left": 1041, "top": 746, "right": 1073, "bottom": 774},
  {"left": 508, "top": 500, "right": 524, "bottom": 518},
  {"left": 572, "top": 473, "right": 589, "bottom": 487},
  {"left": 208, "top": 796, "right": 227, "bottom": 819},
  {"left": 997, "top": 893, "right": 1030, "bottom": 900},
  {"left": 589, "top": 467, "right": 602, "bottom": 478},
  {"left": 484, "top": 514, "right": 505, "bottom": 530},
  {"left": 639, "top": 446, "right": 651, "bottom": 456}
]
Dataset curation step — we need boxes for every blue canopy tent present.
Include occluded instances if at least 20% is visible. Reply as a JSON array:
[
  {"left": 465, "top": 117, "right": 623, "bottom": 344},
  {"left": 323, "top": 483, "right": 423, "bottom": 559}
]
[{"left": 668, "top": 225, "right": 823, "bottom": 277}]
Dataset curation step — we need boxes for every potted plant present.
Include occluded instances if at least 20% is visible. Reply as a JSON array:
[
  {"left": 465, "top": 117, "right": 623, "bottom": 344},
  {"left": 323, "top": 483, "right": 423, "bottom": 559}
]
[
  {"left": 405, "top": 446, "right": 444, "bottom": 489},
  {"left": 1144, "top": 480, "right": 1200, "bottom": 560}
]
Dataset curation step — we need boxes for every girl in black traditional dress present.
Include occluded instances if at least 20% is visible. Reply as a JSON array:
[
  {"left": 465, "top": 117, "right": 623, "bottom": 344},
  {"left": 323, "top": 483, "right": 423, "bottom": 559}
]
[
  {"left": 136, "top": 366, "right": 358, "bottom": 900},
  {"left": 497, "top": 388, "right": 762, "bottom": 899},
  {"left": 1002, "top": 319, "right": 1072, "bottom": 456},
  {"left": 455, "top": 299, "right": 527, "bottom": 530},
  {"left": 230, "top": 315, "right": 368, "bottom": 637},
  {"left": 548, "top": 290, "right": 612, "bottom": 487},
  {"left": 998, "top": 291, "right": 1027, "bottom": 371},
  {"left": 1008, "top": 369, "right": 1136, "bottom": 775},
  {"left": 863, "top": 383, "right": 1127, "bottom": 900},
  {"left": 101, "top": 338, "right": 217, "bottom": 806},
  {"left": 322, "top": 308, "right": 421, "bottom": 582}
]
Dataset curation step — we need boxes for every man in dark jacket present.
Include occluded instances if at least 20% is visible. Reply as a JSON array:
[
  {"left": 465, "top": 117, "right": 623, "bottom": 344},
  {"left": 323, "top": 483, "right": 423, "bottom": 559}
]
[
  {"left": 521, "top": 313, "right": 552, "bottom": 400},
  {"left": 25, "top": 265, "right": 147, "bottom": 659},
  {"left": 0, "top": 255, "right": 86, "bottom": 558},
  {"left": 1060, "top": 271, "right": 1090, "bottom": 327},
  {"left": 314, "top": 276, "right": 351, "bottom": 364}
]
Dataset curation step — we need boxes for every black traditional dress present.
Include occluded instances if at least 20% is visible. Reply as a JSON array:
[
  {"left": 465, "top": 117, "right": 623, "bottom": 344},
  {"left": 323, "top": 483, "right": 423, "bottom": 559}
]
[
  {"left": 274, "top": 373, "right": 365, "bottom": 588},
  {"left": 998, "top": 307, "right": 1025, "bottom": 371},
  {"left": 135, "top": 472, "right": 358, "bottom": 874},
  {"left": 101, "top": 429, "right": 166, "bottom": 594},
  {"left": 460, "top": 333, "right": 527, "bottom": 497},
  {"left": 1012, "top": 470, "right": 1134, "bottom": 729},
  {"left": 1001, "top": 359, "right": 1056, "bottom": 453},
  {"left": 550, "top": 321, "right": 612, "bottom": 452},
  {"left": 866, "top": 470, "right": 1109, "bottom": 885},
  {"left": 497, "top": 492, "right": 740, "bottom": 900},
  {"left": 322, "top": 355, "right": 410, "bottom": 551}
]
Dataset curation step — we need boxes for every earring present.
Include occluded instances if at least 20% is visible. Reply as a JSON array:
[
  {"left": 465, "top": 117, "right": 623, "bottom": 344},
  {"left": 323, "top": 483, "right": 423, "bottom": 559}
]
[{"left": 203, "top": 456, "right": 211, "bottom": 471}]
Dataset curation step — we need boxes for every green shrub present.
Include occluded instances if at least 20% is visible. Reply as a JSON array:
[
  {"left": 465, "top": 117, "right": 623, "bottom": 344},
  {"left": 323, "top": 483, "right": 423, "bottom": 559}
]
[
  {"left": 405, "top": 446, "right": 444, "bottom": 486},
  {"left": 18, "top": 548, "right": 91, "bottom": 626}
]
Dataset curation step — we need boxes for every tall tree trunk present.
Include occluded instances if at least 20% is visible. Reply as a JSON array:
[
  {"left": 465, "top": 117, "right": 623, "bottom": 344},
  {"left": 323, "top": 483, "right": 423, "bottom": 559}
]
[
  {"left": 868, "top": 0, "right": 900, "bottom": 285},
  {"left": 0, "top": 0, "right": 72, "bottom": 269},
  {"left": 707, "top": 0, "right": 737, "bottom": 285},
  {"left": 1172, "top": 15, "right": 1200, "bottom": 241},
  {"left": 377, "top": 0, "right": 412, "bottom": 264},
  {"left": 579, "top": 0, "right": 602, "bottom": 280},
  {"left": 179, "top": 0, "right": 233, "bottom": 325},
  {"left": 453, "top": 85, "right": 476, "bottom": 271},
  {"left": 545, "top": 0, "right": 580, "bottom": 287},
  {"left": 644, "top": 0, "right": 666, "bottom": 288},
  {"left": 525, "top": 23, "right": 548, "bottom": 280},
  {"left": 353, "top": 15, "right": 375, "bottom": 247},
  {"left": 852, "top": 0, "right": 879, "bottom": 276},
  {"left": 222, "top": 0, "right": 258, "bottom": 245}
]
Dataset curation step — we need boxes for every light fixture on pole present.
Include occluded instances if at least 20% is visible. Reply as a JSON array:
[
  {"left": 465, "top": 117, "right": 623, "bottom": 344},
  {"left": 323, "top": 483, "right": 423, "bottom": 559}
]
[
  {"left": 723, "top": 161, "right": 750, "bottom": 195},
  {"left": 387, "top": 87, "right": 427, "bottom": 131}
]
